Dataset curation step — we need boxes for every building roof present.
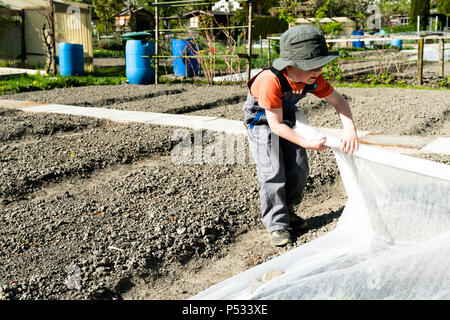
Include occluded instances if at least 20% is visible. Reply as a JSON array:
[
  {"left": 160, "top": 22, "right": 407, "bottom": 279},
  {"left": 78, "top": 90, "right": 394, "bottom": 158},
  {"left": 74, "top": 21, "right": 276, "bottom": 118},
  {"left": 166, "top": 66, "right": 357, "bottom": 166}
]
[
  {"left": 320, "top": 17, "right": 334, "bottom": 23},
  {"left": 211, "top": 0, "right": 241, "bottom": 14},
  {"left": 296, "top": 16, "right": 356, "bottom": 25},
  {"left": 331, "top": 17, "right": 355, "bottom": 23},
  {"left": 182, "top": 10, "right": 213, "bottom": 19},
  {"left": 0, "top": 0, "right": 90, "bottom": 10},
  {"left": 116, "top": 7, "right": 153, "bottom": 17}
]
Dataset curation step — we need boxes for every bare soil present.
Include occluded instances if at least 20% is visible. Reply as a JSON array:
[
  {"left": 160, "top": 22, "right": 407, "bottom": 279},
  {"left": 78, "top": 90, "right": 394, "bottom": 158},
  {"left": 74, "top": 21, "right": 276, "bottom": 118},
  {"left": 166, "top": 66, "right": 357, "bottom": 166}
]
[{"left": 0, "top": 83, "right": 449, "bottom": 300}]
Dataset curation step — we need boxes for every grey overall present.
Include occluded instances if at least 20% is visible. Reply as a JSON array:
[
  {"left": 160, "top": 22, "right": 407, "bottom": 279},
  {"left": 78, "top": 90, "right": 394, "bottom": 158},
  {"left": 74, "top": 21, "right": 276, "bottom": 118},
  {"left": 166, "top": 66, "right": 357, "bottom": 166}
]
[{"left": 244, "top": 67, "right": 316, "bottom": 232}]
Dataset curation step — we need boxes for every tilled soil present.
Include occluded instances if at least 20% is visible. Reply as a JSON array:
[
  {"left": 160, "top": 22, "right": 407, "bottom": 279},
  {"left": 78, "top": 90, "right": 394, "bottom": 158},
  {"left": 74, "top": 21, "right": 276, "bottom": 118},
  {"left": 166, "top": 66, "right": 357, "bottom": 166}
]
[{"left": 0, "top": 83, "right": 449, "bottom": 300}]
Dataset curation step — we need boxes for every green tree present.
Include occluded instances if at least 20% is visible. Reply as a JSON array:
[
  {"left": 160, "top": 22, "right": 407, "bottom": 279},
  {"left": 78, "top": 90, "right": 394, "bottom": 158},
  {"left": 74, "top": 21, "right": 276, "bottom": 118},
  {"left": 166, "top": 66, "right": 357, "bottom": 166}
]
[
  {"left": 377, "top": 0, "right": 411, "bottom": 16},
  {"left": 313, "top": 0, "right": 343, "bottom": 35},
  {"left": 437, "top": 0, "right": 450, "bottom": 14},
  {"left": 250, "top": 0, "right": 279, "bottom": 16},
  {"left": 278, "top": 1, "right": 297, "bottom": 26},
  {"left": 92, "top": 0, "right": 125, "bottom": 36},
  {"left": 314, "top": 0, "right": 371, "bottom": 17},
  {"left": 315, "top": 0, "right": 330, "bottom": 20},
  {"left": 409, "top": 0, "right": 431, "bottom": 30}
]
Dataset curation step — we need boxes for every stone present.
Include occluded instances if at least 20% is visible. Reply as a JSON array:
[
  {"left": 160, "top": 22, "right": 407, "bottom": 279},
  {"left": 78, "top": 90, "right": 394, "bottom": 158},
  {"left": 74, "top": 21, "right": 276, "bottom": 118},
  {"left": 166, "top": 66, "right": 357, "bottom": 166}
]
[
  {"left": 261, "top": 269, "right": 284, "bottom": 282},
  {"left": 249, "top": 269, "right": 284, "bottom": 294},
  {"left": 176, "top": 227, "right": 187, "bottom": 235}
]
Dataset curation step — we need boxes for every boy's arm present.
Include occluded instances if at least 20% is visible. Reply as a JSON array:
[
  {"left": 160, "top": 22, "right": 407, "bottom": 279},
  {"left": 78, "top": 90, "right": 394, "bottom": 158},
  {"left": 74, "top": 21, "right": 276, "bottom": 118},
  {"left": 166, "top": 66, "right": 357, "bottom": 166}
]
[
  {"left": 265, "top": 108, "right": 328, "bottom": 151},
  {"left": 324, "top": 90, "right": 359, "bottom": 154}
]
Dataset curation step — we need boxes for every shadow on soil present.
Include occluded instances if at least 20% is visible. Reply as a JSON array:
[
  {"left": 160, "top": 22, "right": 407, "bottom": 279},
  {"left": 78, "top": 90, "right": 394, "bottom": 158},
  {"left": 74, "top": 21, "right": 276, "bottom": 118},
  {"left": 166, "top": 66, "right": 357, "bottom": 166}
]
[{"left": 291, "top": 207, "right": 344, "bottom": 242}]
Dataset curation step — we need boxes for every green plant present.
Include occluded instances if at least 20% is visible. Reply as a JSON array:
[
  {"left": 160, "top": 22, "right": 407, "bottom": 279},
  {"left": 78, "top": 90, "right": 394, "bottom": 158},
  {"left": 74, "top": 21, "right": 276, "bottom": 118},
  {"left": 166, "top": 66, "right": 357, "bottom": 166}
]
[
  {"left": 314, "top": 0, "right": 329, "bottom": 20},
  {"left": 385, "top": 24, "right": 417, "bottom": 34},
  {"left": 381, "top": 72, "right": 395, "bottom": 84},
  {"left": 93, "top": 48, "right": 124, "bottom": 58},
  {"left": 321, "top": 21, "right": 343, "bottom": 36},
  {"left": 278, "top": 0, "right": 297, "bottom": 26},
  {"left": 440, "top": 76, "right": 450, "bottom": 87},
  {"left": 98, "top": 39, "right": 124, "bottom": 51},
  {"left": 0, "top": 60, "right": 16, "bottom": 68},
  {"left": 271, "top": 39, "right": 280, "bottom": 55},
  {"left": 364, "top": 72, "right": 395, "bottom": 85},
  {"left": 337, "top": 49, "right": 350, "bottom": 59},
  {"left": 437, "top": 0, "right": 450, "bottom": 14},
  {"left": 322, "top": 60, "right": 343, "bottom": 81}
]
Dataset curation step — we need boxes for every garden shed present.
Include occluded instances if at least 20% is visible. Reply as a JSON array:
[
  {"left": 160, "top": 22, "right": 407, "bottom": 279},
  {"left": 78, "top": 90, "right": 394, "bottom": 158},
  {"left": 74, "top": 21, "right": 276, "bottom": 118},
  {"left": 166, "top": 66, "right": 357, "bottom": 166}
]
[
  {"left": 0, "top": 0, "right": 94, "bottom": 72},
  {"left": 294, "top": 17, "right": 356, "bottom": 36},
  {"left": 114, "top": 7, "right": 154, "bottom": 33}
]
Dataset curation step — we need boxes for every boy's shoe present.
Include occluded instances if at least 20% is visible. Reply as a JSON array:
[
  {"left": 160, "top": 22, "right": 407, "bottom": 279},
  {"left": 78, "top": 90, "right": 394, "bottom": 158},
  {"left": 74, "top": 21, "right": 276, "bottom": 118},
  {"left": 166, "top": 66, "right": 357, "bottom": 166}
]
[
  {"left": 270, "top": 229, "right": 292, "bottom": 247},
  {"left": 289, "top": 213, "right": 308, "bottom": 230}
]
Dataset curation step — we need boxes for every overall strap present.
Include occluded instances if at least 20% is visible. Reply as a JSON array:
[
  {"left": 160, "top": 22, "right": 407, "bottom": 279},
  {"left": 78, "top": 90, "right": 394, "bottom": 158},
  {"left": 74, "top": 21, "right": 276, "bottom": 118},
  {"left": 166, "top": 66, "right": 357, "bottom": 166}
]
[
  {"left": 304, "top": 82, "right": 318, "bottom": 93},
  {"left": 268, "top": 67, "right": 292, "bottom": 94},
  {"left": 270, "top": 66, "right": 317, "bottom": 94}
]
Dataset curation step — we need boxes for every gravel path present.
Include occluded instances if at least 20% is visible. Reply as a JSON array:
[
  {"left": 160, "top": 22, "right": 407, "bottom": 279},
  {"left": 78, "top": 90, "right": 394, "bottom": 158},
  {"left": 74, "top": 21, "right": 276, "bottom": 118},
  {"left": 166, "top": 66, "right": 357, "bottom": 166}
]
[{"left": 0, "top": 84, "right": 449, "bottom": 300}]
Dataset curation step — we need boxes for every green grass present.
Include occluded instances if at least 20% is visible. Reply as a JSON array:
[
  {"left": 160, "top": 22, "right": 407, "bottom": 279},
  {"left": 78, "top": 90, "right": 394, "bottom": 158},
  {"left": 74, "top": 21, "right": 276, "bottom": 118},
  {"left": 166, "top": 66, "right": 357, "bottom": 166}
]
[
  {"left": 0, "top": 70, "right": 125, "bottom": 95},
  {"left": 93, "top": 65, "right": 125, "bottom": 76},
  {"left": 93, "top": 48, "right": 125, "bottom": 58}
]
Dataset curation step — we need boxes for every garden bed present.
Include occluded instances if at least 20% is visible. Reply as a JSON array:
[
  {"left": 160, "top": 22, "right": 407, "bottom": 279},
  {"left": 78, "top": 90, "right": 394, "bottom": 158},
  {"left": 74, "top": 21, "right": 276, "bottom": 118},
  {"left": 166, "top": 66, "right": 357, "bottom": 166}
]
[{"left": 0, "top": 83, "right": 448, "bottom": 299}]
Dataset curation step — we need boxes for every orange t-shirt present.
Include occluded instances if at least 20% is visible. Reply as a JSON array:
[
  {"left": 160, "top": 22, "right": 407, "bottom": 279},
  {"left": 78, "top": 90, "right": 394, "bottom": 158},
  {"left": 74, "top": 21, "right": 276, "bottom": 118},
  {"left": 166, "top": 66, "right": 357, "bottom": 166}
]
[{"left": 250, "top": 69, "right": 334, "bottom": 109}]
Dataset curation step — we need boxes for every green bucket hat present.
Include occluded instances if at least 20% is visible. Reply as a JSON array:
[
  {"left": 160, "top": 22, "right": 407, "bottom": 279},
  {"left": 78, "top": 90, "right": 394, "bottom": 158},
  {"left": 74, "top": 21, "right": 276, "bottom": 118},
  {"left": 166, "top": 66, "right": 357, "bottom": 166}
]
[{"left": 273, "top": 25, "right": 338, "bottom": 71}]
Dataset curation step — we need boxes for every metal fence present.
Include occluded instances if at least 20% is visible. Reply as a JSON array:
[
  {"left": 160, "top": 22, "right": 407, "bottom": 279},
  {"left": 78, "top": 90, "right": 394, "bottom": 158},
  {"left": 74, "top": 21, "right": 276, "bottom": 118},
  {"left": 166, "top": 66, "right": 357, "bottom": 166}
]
[{"left": 0, "top": 7, "right": 23, "bottom": 62}]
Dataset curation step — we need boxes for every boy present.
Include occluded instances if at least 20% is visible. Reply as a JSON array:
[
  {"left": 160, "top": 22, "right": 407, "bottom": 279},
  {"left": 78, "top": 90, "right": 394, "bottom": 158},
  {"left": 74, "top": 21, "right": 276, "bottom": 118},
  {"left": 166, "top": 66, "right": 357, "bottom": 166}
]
[{"left": 244, "top": 25, "right": 358, "bottom": 247}]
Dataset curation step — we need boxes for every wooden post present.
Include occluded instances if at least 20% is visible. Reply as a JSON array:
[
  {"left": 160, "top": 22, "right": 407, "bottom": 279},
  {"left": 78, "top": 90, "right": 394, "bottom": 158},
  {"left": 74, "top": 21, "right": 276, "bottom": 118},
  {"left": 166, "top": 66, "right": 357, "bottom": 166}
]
[
  {"left": 417, "top": 36, "right": 424, "bottom": 85},
  {"left": 267, "top": 37, "right": 271, "bottom": 67},
  {"left": 20, "top": 9, "right": 26, "bottom": 64},
  {"left": 49, "top": 0, "right": 57, "bottom": 74},
  {"left": 246, "top": 1, "right": 253, "bottom": 81},
  {"left": 439, "top": 37, "right": 445, "bottom": 78},
  {"left": 155, "top": 0, "right": 159, "bottom": 84},
  {"left": 259, "top": 34, "right": 262, "bottom": 57}
]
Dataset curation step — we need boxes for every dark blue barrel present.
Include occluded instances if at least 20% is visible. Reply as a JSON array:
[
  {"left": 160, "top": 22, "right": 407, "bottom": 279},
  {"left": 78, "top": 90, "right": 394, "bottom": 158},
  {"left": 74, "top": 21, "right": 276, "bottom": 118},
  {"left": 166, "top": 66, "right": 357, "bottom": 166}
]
[
  {"left": 390, "top": 39, "right": 403, "bottom": 49},
  {"left": 126, "top": 40, "right": 155, "bottom": 85},
  {"left": 351, "top": 30, "right": 365, "bottom": 48},
  {"left": 172, "top": 38, "right": 201, "bottom": 77},
  {"left": 58, "top": 43, "right": 84, "bottom": 76}
]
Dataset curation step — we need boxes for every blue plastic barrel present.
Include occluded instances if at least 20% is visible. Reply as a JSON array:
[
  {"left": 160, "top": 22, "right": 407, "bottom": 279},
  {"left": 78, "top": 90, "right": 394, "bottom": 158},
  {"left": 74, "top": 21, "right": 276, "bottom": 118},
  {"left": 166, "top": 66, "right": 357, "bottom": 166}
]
[
  {"left": 125, "top": 39, "right": 155, "bottom": 85},
  {"left": 58, "top": 43, "right": 84, "bottom": 76},
  {"left": 351, "top": 30, "right": 365, "bottom": 48},
  {"left": 171, "top": 38, "right": 201, "bottom": 77},
  {"left": 390, "top": 39, "right": 403, "bottom": 49}
]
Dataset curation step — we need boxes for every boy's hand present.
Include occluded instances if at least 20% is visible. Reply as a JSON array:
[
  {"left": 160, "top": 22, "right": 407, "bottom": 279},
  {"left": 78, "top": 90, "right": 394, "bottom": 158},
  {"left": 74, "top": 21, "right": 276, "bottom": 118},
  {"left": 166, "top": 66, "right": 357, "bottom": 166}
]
[
  {"left": 306, "top": 137, "right": 328, "bottom": 151},
  {"left": 341, "top": 127, "right": 358, "bottom": 154}
]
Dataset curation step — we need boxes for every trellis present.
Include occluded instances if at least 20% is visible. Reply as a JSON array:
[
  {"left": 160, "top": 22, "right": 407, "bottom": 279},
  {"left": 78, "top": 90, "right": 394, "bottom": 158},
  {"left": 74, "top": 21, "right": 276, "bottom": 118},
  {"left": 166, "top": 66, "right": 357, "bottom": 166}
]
[{"left": 150, "top": 0, "right": 254, "bottom": 84}]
